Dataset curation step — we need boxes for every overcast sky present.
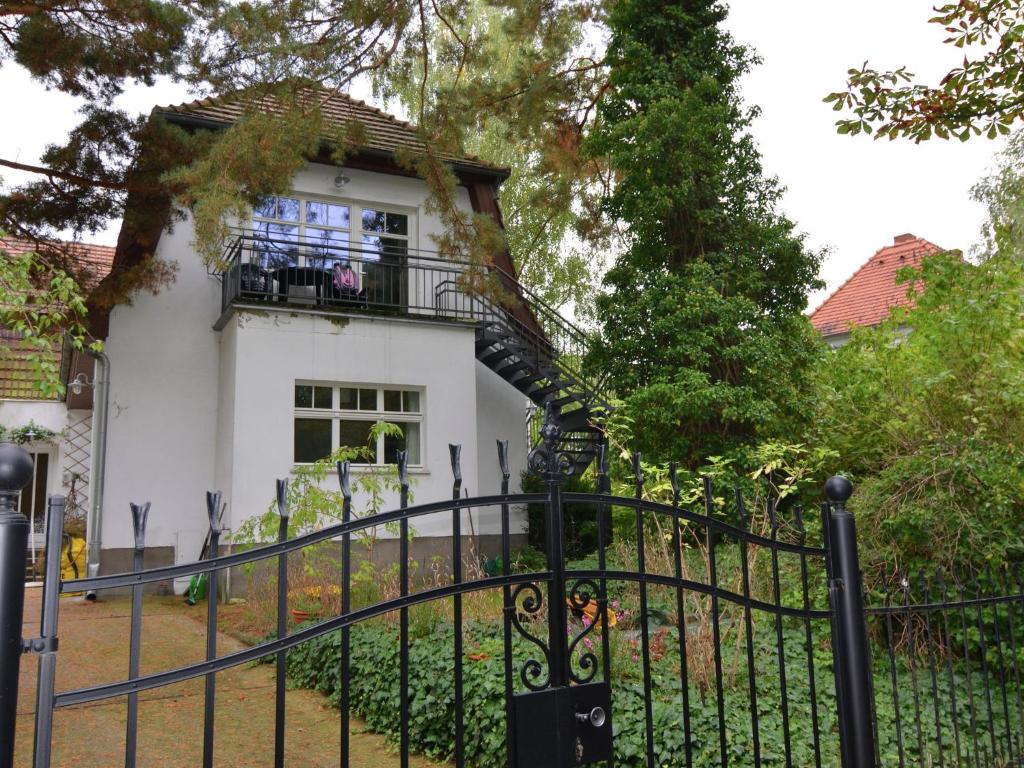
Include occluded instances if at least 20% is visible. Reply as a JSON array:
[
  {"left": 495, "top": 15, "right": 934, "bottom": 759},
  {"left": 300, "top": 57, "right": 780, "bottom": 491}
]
[{"left": 0, "top": 1, "right": 1008, "bottom": 311}]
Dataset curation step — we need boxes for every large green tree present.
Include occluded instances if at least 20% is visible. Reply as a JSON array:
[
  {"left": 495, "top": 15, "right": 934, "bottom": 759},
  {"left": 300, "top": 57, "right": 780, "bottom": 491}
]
[
  {"left": 371, "top": 0, "right": 607, "bottom": 312},
  {"left": 585, "top": 0, "right": 825, "bottom": 468}
]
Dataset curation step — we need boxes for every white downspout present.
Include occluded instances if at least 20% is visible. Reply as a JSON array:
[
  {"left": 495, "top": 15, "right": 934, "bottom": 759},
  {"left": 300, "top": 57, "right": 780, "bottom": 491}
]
[{"left": 84, "top": 350, "right": 110, "bottom": 601}]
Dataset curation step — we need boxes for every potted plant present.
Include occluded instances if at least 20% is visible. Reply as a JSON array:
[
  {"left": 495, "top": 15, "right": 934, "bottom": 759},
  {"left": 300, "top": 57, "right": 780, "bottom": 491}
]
[
  {"left": 288, "top": 585, "right": 322, "bottom": 623},
  {"left": 288, "top": 584, "right": 341, "bottom": 623}
]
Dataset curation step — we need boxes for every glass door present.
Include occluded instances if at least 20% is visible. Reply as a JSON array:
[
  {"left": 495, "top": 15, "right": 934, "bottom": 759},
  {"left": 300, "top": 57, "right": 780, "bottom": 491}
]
[{"left": 359, "top": 207, "right": 409, "bottom": 309}]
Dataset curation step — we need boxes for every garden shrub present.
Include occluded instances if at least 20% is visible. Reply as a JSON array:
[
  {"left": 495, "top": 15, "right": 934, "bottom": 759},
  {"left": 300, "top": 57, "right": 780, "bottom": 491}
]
[{"left": 281, "top": 610, "right": 1024, "bottom": 767}]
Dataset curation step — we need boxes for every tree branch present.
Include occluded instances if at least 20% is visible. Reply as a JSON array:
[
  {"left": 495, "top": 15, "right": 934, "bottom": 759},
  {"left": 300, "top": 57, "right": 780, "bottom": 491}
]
[{"left": 0, "top": 157, "right": 128, "bottom": 191}]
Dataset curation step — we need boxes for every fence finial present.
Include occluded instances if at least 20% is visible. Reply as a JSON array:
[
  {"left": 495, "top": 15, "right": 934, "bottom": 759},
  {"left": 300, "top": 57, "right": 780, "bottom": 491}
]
[
  {"left": 735, "top": 488, "right": 748, "bottom": 531},
  {"left": 701, "top": 476, "right": 714, "bottom": 516},
  {"left": 824, "top": 476, "right": 854, "bottom": 506},
  {"left": 449, "top": 444, "right": 462, "bottom": 490},
  {"left": 793, "top": 504, "right": 806, "bottom": 539},
  {"left": 129, "top": 502, "right": 150, "bottom": 551},
  {"left": 275, "top": 479, "right": 289, "bottom": 520},
  {"left": 336, "top": 461, "right": 351, "bottom": 500},
  {"left": 668, "top": 462, "right": 679, "bottom": 502},
  {"left": 205, "top": 491, "right": 223, "bottom": 533},
  {"left": 497, "top": 440, "right": 510, "bottom": 481},
  {"left": 631, "top": 452, "right": 643, "bottom": 492},
  {"left": 396, "top": 449, "right": 409, "bottom": 491}
]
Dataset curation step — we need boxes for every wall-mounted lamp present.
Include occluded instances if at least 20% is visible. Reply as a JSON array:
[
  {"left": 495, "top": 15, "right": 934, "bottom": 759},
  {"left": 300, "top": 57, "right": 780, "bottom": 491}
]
[
  {"left": 333, "top": 173, "right": 351, "bottom": 190},
  {"left": 69, "top": 372, "right": 94, "bottom": 396}
]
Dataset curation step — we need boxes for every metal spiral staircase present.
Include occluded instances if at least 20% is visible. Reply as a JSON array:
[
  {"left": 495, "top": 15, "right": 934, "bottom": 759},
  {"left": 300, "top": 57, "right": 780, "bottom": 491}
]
[{"left": 464, "top": 276, "right": 610, "bottom": 475}]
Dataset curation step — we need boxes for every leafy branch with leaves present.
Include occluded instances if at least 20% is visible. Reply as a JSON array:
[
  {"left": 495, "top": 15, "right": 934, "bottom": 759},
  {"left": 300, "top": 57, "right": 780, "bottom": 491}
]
[{"left": 825, "top": 0, "right": 1024, "bottom": 141}]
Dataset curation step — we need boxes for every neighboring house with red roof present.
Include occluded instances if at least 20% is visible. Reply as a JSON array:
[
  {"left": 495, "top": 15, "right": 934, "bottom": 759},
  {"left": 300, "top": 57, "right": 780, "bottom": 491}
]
[
  {"left": 809, "top": 233, "right": 944, "bottom": 347},
  {"left": 0, "top": 237, "right": 115, "bottom": 578}
]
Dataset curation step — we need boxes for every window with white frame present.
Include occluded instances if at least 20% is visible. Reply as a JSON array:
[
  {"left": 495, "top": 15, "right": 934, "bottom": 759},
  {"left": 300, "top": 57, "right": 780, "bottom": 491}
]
[
  {"left": 293, "top": 383, "right": 422, "bottom": 466},
  {"left": 252, "top": 195, "right": 410, "bottom": 277}
]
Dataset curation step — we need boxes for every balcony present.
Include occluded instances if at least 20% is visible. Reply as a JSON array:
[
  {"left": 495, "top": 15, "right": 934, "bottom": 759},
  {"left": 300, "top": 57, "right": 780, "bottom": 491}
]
[{"left": 217, "top": 229, "right": 508, "bottom": 327}]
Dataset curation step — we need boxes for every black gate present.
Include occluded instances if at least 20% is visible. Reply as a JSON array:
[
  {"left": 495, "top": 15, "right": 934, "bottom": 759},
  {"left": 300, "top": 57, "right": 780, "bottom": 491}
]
[{"left": 1, "top": 417, "right": 1021, "bottom": 767}]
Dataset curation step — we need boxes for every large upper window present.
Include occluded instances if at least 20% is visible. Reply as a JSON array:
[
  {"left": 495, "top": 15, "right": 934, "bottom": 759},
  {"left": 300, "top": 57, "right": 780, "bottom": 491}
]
[
  {"left": 293, "top": 383, "right": 423, "bottom": 466},
  {"left": 252, "top": 195, "right": 410, "bottom": 276}
]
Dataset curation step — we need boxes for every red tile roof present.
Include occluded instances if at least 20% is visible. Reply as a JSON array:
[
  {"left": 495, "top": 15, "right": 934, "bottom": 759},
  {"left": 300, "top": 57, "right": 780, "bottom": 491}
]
[
  {"left": 1, "top": 237, "right": 116, "bottom": 290},
  {"left": 1, "top": 238, "right": 115, "bottom": 400},
  {"left": 809, "top": 234, "right": 944, "bottom": 338}
]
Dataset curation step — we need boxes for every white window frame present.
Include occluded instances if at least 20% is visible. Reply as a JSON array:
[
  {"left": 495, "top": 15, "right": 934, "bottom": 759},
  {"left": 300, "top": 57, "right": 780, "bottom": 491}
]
[{"left": 293, "top": 382, "right": 424, "bottom": 467}]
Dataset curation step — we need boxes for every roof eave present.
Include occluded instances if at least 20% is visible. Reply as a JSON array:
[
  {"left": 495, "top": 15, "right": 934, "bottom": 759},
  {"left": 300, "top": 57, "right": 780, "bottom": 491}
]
[{"left": 154, "top": 110, "right": 511, "bottom": 184}]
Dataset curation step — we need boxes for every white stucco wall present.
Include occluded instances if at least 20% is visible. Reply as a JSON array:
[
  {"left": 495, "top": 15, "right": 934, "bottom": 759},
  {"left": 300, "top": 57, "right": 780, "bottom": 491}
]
[
  {"left": 98, "top": 159, "right": 529, "bottom": 561},
  {"left": 474, "top": 363, "right": 529, "bottom": 535},
  {"left": 222, "top": 311, "right": 481, "bottom": 537},
  {"left": 0, "top": 400, "right": 69, "bottom": 500},
  {"left": 101, "top": 213, "right": 222, "bottom": 553}
]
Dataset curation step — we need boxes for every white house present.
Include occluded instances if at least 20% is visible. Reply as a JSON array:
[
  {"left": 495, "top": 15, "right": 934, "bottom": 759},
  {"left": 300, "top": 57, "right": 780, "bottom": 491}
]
[{"left": 2, "top": 89, "right": 607, "bottom": 588}]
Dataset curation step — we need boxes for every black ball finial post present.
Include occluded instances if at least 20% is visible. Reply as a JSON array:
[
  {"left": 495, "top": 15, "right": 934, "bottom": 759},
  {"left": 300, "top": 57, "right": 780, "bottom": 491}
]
[
  {"left": 823, "top": 472, "right": 874, "bottom": 766},
  {"left": 0, "top": 442, "right": 34, "bottom": 518},
  {"left": 0, "top": 441, "right": 34, "bottom": 768},
  {"left": 825, "top": 475, "right": 854, "bottom": 508}
]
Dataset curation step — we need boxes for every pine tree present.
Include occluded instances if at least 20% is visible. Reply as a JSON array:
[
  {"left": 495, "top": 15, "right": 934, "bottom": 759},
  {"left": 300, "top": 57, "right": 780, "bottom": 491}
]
[{"left": 586, "top": 0, "right": 824, "bottom": 468}]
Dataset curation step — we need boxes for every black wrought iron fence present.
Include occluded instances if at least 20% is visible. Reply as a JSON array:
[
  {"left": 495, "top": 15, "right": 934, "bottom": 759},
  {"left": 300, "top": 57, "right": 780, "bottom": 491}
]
[
  {"left": 1, "top": 421, "right": 1022, "bottom": 767},
  {"left": 866, "top": 568, "right": 1024, "bottom": 767}
]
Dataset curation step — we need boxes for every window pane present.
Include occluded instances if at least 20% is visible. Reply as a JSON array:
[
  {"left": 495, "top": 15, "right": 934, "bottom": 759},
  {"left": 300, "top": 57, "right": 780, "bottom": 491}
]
[
  {"left": 255, "top": 222, "right": 299, "bottom": 269},
  {"left": 304, "top": 228, "right": 350, "bottom": 268},
  {"left": 383, "top": 390, "right": 401, "bottom": 412},
  {"left": 306, "top": 201, "right": 349, "bottom": 228},
  {"left": 277, "top": 197, "right": 300, "bottom": 221},
  {"left": 358, "top": 389, "right": 377, "bottom": 411},
  {"left": 339, "top": 387, "right": 357, "bottom": 410},
  {"left": 313, "top": 386, "right": 333, "bottom": 409},
  {"left": 402, "top": 390, "right": 420, "bottom": 413},
  {"left": 361, "top": 209, "right": 386, "bottom": 233},
  {"left": 360, "top": 235, "right": 382, "bottom": 262},
  {"left": 384, "top": 422, "right": 420, "bottom": 465},
  {"left": 305, "top": 227, "right": 349, "bottom": 249},
  {"left": 385, "top": 213, "right": 408, "bottom": 236},
  {"left": 379, "top": 237, "right": 407, "bottom": 259},
  {"left": 295, "top": 384, "right": 313, "bottom": 408},
  {"left": 254, "top": 196, "right": 277, "bottom": 218},
  {"left": 338, "top": 420, "right": 373, "bottom": 455},
  {"left": 294, "top": 419, "right": 332, "bottom": 463}
]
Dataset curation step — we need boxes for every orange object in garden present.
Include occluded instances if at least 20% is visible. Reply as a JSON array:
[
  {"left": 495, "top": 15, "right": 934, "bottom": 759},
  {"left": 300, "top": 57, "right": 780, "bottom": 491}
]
[{"left": 566, "top": 596, "right": 617, "bottom": 629}]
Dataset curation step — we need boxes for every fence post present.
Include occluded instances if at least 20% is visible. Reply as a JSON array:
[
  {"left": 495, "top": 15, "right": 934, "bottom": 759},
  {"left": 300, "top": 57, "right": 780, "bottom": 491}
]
[
  {"left": 825, "top": 475, "right": 876, "bottom": 767},
  {"left": 0, "top": 443, "right": 33, "bottom": 768},
  {"left": 528, "top": 403, "right": 570, "bottom": 688}
]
